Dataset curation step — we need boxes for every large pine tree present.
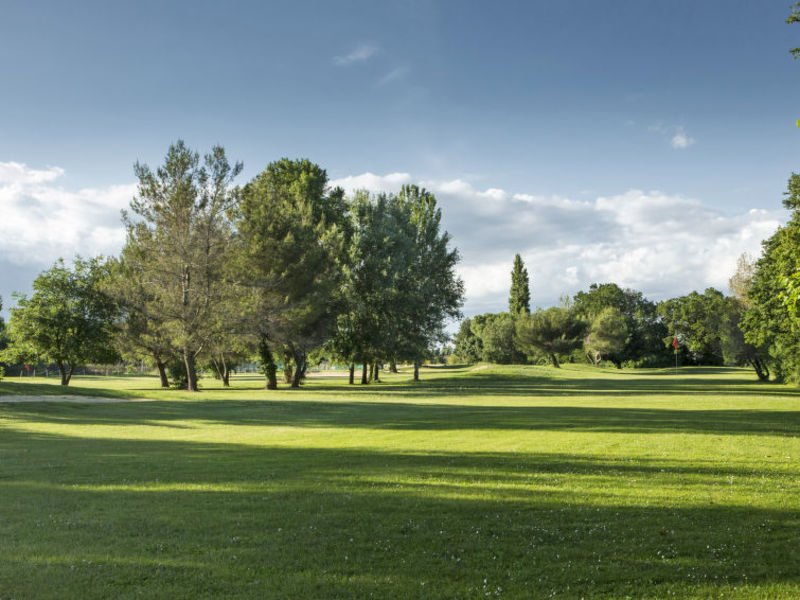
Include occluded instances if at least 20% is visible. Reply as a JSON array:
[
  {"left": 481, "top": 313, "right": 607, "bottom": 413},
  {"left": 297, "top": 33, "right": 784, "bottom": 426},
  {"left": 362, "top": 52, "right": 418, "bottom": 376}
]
[{"left": 509, "top": 254, "right": 531, "bottom": 314}]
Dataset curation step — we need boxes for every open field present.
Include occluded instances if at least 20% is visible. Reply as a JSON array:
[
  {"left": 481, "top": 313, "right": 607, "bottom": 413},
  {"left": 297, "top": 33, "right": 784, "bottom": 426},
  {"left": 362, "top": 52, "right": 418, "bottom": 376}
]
[{"left": 1, "top": 365, "right": 799, "bottom": 599}]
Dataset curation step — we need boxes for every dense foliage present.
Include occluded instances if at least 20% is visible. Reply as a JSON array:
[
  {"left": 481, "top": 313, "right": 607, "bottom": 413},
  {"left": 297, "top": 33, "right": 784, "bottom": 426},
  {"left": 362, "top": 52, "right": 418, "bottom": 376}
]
[{"left": 0, "top": 258, "right": 118, "bottom": 384}]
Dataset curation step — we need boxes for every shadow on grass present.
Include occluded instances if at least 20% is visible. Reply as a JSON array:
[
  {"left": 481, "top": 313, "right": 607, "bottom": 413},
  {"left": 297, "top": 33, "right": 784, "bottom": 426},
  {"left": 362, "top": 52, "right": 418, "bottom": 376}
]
[
  {"left": 1, "top": 428, "right": 799, "bottom": 598},
  {"left": 3, "top": 397, "right": 800, "bottom": 437}
]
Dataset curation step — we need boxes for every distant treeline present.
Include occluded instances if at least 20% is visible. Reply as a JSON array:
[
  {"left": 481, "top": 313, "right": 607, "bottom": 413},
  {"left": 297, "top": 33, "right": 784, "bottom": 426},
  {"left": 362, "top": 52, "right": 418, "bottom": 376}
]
[{"left": 453, "top": 170, "right": 800, "bottom": 384}]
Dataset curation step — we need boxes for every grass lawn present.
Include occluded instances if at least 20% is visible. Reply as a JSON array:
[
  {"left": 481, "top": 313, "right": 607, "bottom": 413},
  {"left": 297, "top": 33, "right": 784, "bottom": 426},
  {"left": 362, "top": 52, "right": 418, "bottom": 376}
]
[{"left": 1, "top": 364, "right": 799, "bottom": 599}]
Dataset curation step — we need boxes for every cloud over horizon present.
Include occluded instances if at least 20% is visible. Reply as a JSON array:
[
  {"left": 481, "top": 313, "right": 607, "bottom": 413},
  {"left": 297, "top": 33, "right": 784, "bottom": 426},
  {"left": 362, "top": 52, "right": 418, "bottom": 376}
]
[
  {"left": 331, "top": 173, "right": 783, "bottom": 315},
  {"left": 0, "top": 162, "right": 783, "bottom": 322},
  {"left": 0, "top": 161, "right": 135, "bottom": 267}
]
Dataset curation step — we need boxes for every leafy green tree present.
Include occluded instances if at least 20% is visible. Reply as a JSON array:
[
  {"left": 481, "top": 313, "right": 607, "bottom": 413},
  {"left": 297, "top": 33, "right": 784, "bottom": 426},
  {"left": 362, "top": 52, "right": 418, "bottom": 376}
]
[
  {"left": 125, "top": 141, "right": 241, "bottom": 391},
  {"left": 333, "top": 191, "right": 413, "bottom": 383},
  {"left": 1, "top": 258, "right": 117, "bottom": 385},
  {"left": 583, "top": 307, "right": 628, "bottom": 367},
  {"left": 470, "top": 313, "right": 525, "bottom": 364},
  {"left": 515, "top": 307, "right": 585, "bottom": 368},
  {"left": 658, "top": 289, "right": 727, "bottom": 365},
  {"left": 237, "top": 158, "right": 347, "bottom": 388},
  {"left": 0, "top": 296, "right": 8, "bottom": 377},
  {"left": 104, "top": 248, "right": 175, "bottom": 388},
  {"left": 573, "top": 283, "right": 668, "bottom": 367},
  {"left": 452, "top": 318, "right": 483, "bottom": 364},
  {"left": 741, "top": 173, "right": 800, "bottom": 381},
  {"left": 509, "top": 254, "right": 531, "bottom": 315},
  {"left": 395, "top": 185, "right": 464, "bottom": 380},
  {"left": 720, "top": 296, "right": 769, "bottom": 381},
  {"left": 789, "top": 2, "right": 800, "bottom": 60}
]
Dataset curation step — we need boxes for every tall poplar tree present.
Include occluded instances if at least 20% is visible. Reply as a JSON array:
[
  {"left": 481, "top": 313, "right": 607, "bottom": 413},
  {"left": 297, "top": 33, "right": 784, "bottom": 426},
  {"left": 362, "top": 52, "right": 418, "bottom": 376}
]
[{"left": 509, "top": 254, "right": 531, "bottom": 315}]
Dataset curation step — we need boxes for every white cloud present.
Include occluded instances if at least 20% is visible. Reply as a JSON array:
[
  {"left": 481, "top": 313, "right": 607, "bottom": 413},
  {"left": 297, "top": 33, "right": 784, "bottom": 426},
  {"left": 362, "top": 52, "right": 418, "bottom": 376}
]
[
  {"left": 0, "top": 161, "right": 64, "bottom": 185},
  {"left": 0, "top": 162, "right": 784, "bottom": 321},
  {"left": 332, "top": 43, "right": 378, "bottom": 66},
  {"left": 671, "top": 127, "right": 696, "bottom": 149},
  {"left": 0, "top": 161, "right": 134, "bottom": 266},
  {"left": 332, "top": 172, "right": 783, "bottom": 315}
]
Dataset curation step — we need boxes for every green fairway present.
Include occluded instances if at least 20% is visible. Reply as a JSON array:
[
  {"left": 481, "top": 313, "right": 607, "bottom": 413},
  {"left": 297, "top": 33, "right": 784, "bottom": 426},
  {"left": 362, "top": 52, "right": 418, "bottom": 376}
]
[{"left": 1, "top": 365, "right": 799, "bottom": 599}]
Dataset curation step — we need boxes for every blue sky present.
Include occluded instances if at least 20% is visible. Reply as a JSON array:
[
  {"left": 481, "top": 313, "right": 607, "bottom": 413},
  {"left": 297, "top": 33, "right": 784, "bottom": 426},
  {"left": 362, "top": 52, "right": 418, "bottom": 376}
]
[{"left": 1, "top": 1, "right": 799, "bottom": 317}]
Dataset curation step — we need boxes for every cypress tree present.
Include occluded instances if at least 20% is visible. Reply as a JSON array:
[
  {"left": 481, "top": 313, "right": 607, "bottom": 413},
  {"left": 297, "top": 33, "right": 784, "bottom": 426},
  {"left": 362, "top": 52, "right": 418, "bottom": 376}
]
[{"left": 509, "top": 254, "right": 531, "bottom": 314}]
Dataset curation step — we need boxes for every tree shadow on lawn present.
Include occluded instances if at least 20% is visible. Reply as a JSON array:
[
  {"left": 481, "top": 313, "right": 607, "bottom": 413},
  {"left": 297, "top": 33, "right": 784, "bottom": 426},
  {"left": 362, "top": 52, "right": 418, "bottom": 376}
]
[
  {"left": 4, "top": 397, "right": 800, "bottom": 437},
  {"left": 309, "top": 370, "right": 792, "bottom": 399},
  {"left": 1, "top": 429, "right": 799, "bottom": 598}
]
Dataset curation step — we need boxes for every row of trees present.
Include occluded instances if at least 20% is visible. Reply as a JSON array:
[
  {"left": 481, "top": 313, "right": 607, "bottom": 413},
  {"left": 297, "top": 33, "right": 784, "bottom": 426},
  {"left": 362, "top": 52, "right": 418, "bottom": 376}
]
[
  {"left": 0, "top": 142, "right": 464, "bottom": 389},
  {"left": 453, "top": 256, "right": 772, "bottom": 379}
]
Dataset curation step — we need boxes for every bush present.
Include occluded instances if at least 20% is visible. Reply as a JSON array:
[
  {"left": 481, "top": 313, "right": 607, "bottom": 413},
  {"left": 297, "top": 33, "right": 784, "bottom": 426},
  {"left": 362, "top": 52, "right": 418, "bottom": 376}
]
[{"left": 167, "top": 359, "right": 189, "bottom": 390}]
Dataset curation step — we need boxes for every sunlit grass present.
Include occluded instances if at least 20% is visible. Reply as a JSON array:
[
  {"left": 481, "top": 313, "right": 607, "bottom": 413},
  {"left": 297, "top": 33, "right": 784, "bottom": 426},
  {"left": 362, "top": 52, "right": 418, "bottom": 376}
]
[{"left": 1, "top": 365, "right": 800, "bottom": 598}]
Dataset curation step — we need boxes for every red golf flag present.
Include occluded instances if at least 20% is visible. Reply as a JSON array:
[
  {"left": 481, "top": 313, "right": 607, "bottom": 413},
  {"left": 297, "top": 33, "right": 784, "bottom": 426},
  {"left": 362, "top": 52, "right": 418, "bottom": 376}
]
[{"left": 672, "top": 336, "right": 678, "bottom": 349}]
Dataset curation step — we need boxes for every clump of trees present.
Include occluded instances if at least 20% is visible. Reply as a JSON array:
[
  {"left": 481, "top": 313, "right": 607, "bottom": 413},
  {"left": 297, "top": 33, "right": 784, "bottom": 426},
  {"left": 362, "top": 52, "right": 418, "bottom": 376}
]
[
  {"left": 452, "top": 257, "right": 674, "bottom": 370},
  {"left": 450, "top": 254, "right": 776, "bottom": 378},
  {"left": 0, "top": 142, "right": 464, "bottom": 389},
  {"left": 0, "top": 258, "right": 118, "bottom": 384}
]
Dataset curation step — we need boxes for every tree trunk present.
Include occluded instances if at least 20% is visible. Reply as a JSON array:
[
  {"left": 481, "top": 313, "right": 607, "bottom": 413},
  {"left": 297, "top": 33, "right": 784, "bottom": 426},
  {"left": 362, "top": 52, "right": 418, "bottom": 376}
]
[
  {"left": 259, "top": 336, "right": 278, "bottom": 390},
  {"left": 368, "top": 362, "right": 375, "bottom": 382},
  {"left": 220, "top": 354, "right": 230, "bottom": 387},
  {"left": 156, "top": 359, "right": 169, "bottom": 388},
  {"left": 750, "top": 355, "right": 769, "bottom": 381},
  {"left": 413, "top": 360, "right": 420, "bottom": 382},
  {"left": 373, "top": 361, "right": 381, "bottom": 382},
  {"left": 283, "top": 351, "right": 293, "bottom": 384},
  {"left": 299, "top": 356, "right": 307, "bottom": 381},
  {"left": 390, "top": 360, "right": 398, "bottom": 373},
  {"left": 348, "top": 363, "right": 355, "bottom": 385},
  {"left": 291, "top": 354, "right": 304, "bottom": 389},
  {"left": 549, "top": 353, "right": 560, "bottom": 368},
  {"left": 57, "top": 360, "right": 70, "bottom": 386},
  {"left": 361, "top": 362, "right": 368, "bottom": 384},
  {"left": 184, "top": 348, "right": 199, "bottom": 391}
]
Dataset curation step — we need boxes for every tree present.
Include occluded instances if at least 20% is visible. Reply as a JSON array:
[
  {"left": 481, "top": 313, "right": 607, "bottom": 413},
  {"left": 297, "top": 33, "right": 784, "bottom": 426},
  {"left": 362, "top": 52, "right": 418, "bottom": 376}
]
[
  {"left": 658, "top": 289, "right": 727, "bottom": 365},
  {"left": 508, "top": 254, "right": 531, "bottom": 315},
  {"left": 236, "top": 158, "right": 347, "bottom": 388},
  {"left": 125, "top": 141, "right": 241, "bottom": 391},
  {"left": 719, "top": 296, "right": 769, "bottom": 381},
  {"left": 395, "top": 185, "right": 464, "bottom": 380},
  {"left": 583, "top": 307, "right": 628, "bottom": 367},
  {"left": 573, "top": 283, "right": 668, "bottom": 367},
  {"left": 104, "top": 249, "right": 175, "bottom": 388},
  {"left": 1, "top": 258, "right": 117, "bottom": 385},
  {"left": 741, "top": 173, "right": 800, "bottom": 382},
  {"left": 452, "top": 318, "right": 482, "bottom": 364},
  {"left": 789, "top": 2, "right": 800, "bottom": 60},
  {"left": 0, "top": 296, "right": 8, "bottom": 376},
  {"left": 515, "top": 307, "right": 585, "bottom": 368},
  {"left": 729, "top": 252, "right": 756, "bottom": 307},
  {"left": 332, "top": 191, "right": 412, "bottom": 383},
  {"left": 470, "top": 313, "right": 524, "bottom": 364}
]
